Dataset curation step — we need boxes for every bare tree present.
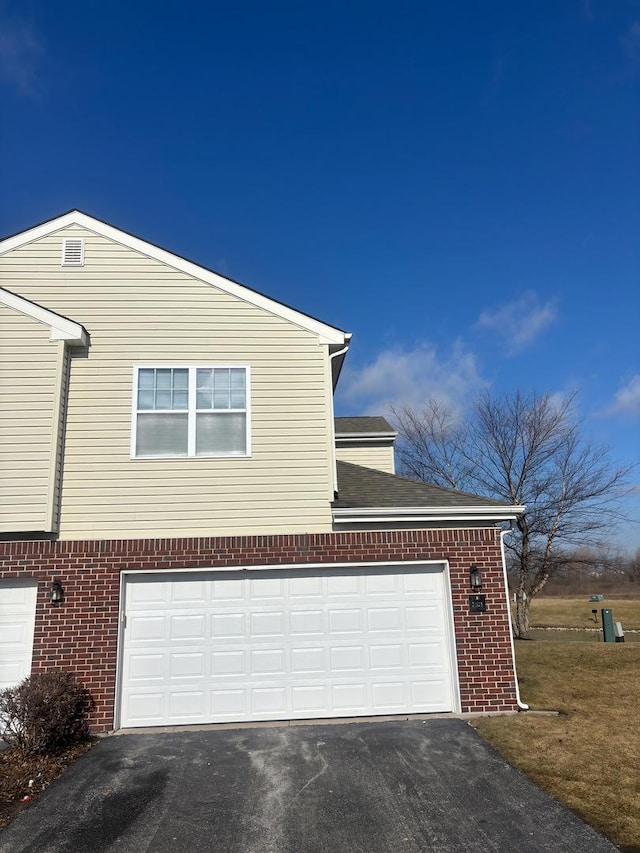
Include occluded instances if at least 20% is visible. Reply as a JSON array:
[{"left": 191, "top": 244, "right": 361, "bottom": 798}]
[{"left": 393, "top": 391, "right": 632, "bottom": 638}]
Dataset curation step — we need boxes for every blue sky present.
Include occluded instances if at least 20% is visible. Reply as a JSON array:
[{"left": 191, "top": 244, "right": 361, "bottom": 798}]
[{"left": 1, "top": 1, "right": 638, "bottom": 548}]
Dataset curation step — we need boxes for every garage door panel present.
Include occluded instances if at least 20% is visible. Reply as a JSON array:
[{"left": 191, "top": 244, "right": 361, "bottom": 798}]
[
  {"left": 170, "top": 691, "right": 206, "bottom": 719},
  {"left": 368, "top": 607, "right": 402, "bottom": 632},
  {"left": 328, "top": 608, "right": 363, "bottom": 632},
  {"left": 289, "top": 576, "right": 323, "bottom": 597},
  {"left": 290, "top": 610, "right": 324, "bottom": 634},
  {"left": 326, "top": 575, "right": 360, "bottom": 597},
  {"left": 0, "top": 581, "right": 37, "bottom": 691},
  {"left": 120, "top": 565, "right": 457, "bottom": 727},
  {"left": 212, "top": 650, "right": 246, "bottom": 675},
  {"left": 129, "top": 615, "right": 165, "bottom": 642},
  {"left": 407, "top": 605, "right": 444, "bottom": 632},
  {"left": 370, "top": 644, "right": 403, "bottom": 669},
  {"left": 250, "top": 611, "right": 286, "bottom": 636},
  {"left": 170, "top": 614, "right": 206, "bottom": 640},
  {"left": 292, "top": 684, "right": 327, "bottom": 712},
  {"left": 128, "top": 653, "right": 164, "bottom": 681},
  {"left": 211, "top": 689, "right": 246, "bottom": 718},
  {"left": 411, "top": 679, "right": 450, "bottom": 709},
  {"left": 170, "top": 652, "right": 206, "bottom": 679},
  {"left": 252, "top": 686, "right": 287, "bottom": 714},
  {"left": 211, "top": 578, "right": 244, "bottom": 600},
  {"left": 250, "top": 577, "right": 285, "bottom": 599},
  {"left": 211, "top": 612, "right": 245, "bottom": 637},
  {"left": 332, "top": 682, "right": 366, "bottom": 711},
  {"left": 291, "top": 647, "right": 325, "bottom": 672},
  {"left": 129, "top": 582, "right": 165, "bottom": 606}
]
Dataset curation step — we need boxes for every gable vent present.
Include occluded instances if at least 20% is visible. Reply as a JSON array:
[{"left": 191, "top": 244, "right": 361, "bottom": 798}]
[{"left": 62, "top": 238, "right": 84, "bottom": 266}]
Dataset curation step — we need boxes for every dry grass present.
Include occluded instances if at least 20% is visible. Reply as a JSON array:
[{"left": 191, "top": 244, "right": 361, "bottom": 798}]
[
  {"left": 529, "top": 596, "right": 640, "bottom": 630},
  {"left": 475, "top": 640, "right": 640, "bottom": 851}
]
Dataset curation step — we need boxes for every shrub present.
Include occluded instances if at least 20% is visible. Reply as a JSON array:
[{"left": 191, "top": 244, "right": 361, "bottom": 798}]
[{"left": 0, "top": 669, "right": 95, "bottom": 756}]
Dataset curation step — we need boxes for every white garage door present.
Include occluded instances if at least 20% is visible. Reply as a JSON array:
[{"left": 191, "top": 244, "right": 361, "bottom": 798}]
[
  {"left": 119, "top": 564, "right": 458, "bottom": 728},
  {"left": 0, "top": 580, "right": 37, "bottom": 690}
]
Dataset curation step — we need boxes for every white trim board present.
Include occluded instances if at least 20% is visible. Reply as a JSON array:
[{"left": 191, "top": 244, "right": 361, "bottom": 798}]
[{"left": 0, "top": 286, "right": 87, "bottom": 345}]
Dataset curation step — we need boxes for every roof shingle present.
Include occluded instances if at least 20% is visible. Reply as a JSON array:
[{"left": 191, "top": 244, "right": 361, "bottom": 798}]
[
  {"left": 333, "top": 461, "right": 512, "bottom": 509},
  {"left": 334, "top": 416, "right": 395, "bottom": 435}
]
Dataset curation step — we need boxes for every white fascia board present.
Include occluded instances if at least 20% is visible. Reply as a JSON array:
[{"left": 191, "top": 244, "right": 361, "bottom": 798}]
[
  {"left": 0, "top": 211, "right": 350, "bottom": 345},
  {"left": 332, "top": 505, "right": 526, "bottom": 524},
  {"left": 0, "top": 287, "right": 87, "bottom": 345}
]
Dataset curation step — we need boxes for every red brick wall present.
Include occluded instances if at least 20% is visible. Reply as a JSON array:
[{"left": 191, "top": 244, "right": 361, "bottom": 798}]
[{"left": 0, "top": 528, "right": 518, "bottom": 730}]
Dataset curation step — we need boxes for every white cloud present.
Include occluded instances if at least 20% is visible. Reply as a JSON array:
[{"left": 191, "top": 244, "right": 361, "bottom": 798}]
[
  {"left": 605, "top": 375, "right": 640, "bottom": 418},
  {"left": 0, "top": 17, "right": 43, "bottom": 97},
  {"left": 336, "top": 341, "right": 488, "bottom": 417},
  {"left": 476, "top": 291, "right": 557, "bottom": 354}
]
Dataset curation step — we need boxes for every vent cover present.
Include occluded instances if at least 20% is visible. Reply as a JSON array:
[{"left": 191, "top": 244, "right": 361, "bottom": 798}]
[{"left": 62, "top": 239, "right": 84, "bottom": 266}]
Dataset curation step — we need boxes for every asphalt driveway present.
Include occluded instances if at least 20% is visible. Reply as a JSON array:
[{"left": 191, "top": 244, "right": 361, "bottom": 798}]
[{"left": 0, "top": 719, "right": 616, "bottom": 853}]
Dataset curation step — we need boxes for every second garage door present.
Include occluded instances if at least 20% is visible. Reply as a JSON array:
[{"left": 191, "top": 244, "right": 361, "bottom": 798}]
[
  {"left": 0, "top": 580, "right": 37, "bottom": 690},
  {"left": 119, "top": 564, "right": 458, "bottom": 728}
]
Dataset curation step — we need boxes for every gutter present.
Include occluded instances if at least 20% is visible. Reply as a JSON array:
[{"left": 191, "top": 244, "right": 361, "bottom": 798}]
[
  {"left": 500, "top": 528, "right": 529, "bottom": 711},
  {"left": 332, "top": 505, "right": 526, "bottom": 525},
  {"left": 335, "top": 432, "right": 398, "bottom": 442}
]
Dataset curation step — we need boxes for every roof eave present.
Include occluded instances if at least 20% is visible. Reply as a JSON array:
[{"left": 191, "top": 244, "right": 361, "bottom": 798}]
[
  {"left": 0, "top": 287, "right": 88, "bottom": 346},
  {"left": 0, "top": 210, "right": 350, "bottom": 346},
  {"left": 332, "top": 505, "right": 526, "bottom": 524}
]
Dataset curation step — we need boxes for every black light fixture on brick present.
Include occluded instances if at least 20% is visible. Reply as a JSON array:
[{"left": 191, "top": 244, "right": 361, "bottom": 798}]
[
  {"left": 469, "top": 564, "right": 483, "bottom": 590},
  {"left": 50, "top": 579, "right": 64, "bottom": 604}
]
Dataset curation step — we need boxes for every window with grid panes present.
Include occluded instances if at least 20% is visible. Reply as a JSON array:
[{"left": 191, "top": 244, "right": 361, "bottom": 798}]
[{"left": 134, "top": 366, "right": 248, "bottom": 457}]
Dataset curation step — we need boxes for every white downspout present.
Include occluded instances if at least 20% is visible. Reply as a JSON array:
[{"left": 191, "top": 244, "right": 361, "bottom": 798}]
[
  {"left": 328, "top": 344, "right": 350, "bottom": 497},
  {"left": 500, "top": 528, "right": 529, "bottom": 711}
]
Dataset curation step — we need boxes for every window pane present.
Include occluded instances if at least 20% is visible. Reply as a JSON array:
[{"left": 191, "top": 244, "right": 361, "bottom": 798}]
[
  {"left": 196, "top": 368, "right": 212, "bottom": 409},
  {"left": 196, "top": 390, "right": 212, "bottom": 408},
  {"left": 172, "top": 390, "right": 188, "bottom": 409},
  {"left": 230, "top": 368, "right": 245, "bottom": 389},
  {"left": 173, "top": 369, "right": 188, "bottom": 390},
  {"left": 196, "top": 413, "right": 246, "bottom": 455},
  {"left": 137, "top": 389, "right": 155, "bottom": 410},
  {"left": 214, "top": 390, "right": 230, "bottom": 409},
  {"left": 230, "top": 389, "right": 245, "bottom": 408},
  {"left": 136, "top": 413, "right": 188, "bottom": 456},
  {"left": 138, "top": 369, "right": 154, "bottom": 389},
  {"left": 156, "top": 390, "right": 172, "bottom": 409},
  {"left": 197, "top": 368, "right": 213, "bottom": 388},
  {"left": 213, "top": 368, "right": 230, "bottom": 390},
  {"left": 156, "top": 368, "right": 172, "bottom": 389}
]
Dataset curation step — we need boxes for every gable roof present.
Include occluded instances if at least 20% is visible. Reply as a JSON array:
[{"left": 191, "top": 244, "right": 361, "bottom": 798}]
[
  {"left": 0, "top": 286, "right": 87, "bottom": 345},
  {"left": 0, "top": 210, "right": 351, "bottom": 349},
  {"left": 333, "top": 461, "right": 524, "bottom": 523},
  {"left": 334, "top": 416, "right": 396, "bottom": 437}
]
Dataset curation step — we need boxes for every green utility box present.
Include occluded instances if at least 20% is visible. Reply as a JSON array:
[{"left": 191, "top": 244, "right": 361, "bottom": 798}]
[{"left": 601, "top": 608, "right": 615, "bottom": 643}]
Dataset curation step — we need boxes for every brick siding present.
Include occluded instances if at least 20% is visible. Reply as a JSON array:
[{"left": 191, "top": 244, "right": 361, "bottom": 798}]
[{"left": 0, "top": 528, "right": 518, "bottom": 730}]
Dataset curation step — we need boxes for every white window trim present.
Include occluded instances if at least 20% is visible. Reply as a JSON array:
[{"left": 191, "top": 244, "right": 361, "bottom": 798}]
[{"left": 130, "top": 364, "right": 251, "bottom": 460}]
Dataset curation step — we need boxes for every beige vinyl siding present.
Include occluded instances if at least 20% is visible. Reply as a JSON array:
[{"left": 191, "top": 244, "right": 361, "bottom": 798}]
[
  {"left": 335, "top": 444, "right": 396, "bottom": 474},
  {"left": 0, "top": 225, "right": 334, "bottom": 539},
  {"left": 0, "top": 305, "right": 59, "bottom": 532}
]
